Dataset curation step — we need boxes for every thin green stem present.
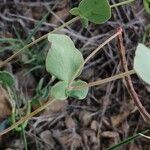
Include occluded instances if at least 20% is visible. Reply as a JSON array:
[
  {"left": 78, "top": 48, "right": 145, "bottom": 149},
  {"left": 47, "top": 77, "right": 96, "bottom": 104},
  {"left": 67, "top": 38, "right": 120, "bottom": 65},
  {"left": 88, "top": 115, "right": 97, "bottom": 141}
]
[
  {"left": 15, "top": 101, "right": 31, "bottom": 131},
  {"left": 69, "top": 28, "right": 122, "bottom": 88},
  {"left": 107, "top": 130, "right": 149, "bottom": 150},
  {"left": 0, "top": 16, "right": 79, "bottom": 68},
  {"left": 21, "top": 128, "right": 28, "bottom": 150},
  {"left": 7, "top": 87, "right": 28, "bottom": 149},
  {"left": 72, "top": 69, "right": 136, "bottom": 90},
  {"left": 20, "top": 103, "right": 30, "bottom": 150},
  {"left": 110, "top": 0, "right": 135, "bottom": 8}
]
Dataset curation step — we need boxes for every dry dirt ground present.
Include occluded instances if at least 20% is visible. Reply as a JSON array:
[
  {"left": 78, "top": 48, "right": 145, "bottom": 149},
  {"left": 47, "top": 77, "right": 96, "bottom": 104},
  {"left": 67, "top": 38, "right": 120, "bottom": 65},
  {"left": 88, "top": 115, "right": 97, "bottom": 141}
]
[{"left": 0, "top": 0, "right": 150, "bottom": 150}]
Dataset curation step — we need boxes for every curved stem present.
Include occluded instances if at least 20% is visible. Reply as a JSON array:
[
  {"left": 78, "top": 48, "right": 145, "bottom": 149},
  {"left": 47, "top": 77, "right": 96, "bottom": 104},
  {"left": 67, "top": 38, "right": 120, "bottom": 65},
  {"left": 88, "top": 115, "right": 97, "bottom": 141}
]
[
  {"left": 69, "top": 28, "right": 122, "bottom": 88},
  {"left": 139, "top": 133, "right": 150, "bottom": 139},
  {"left": 0, "top": 16, "right": 79, "bottom": 68},
  {"left": 0, "top": 98, "right": 55, "bottom": 136},
  {"left": 117, "top": 28, "right": 150, "bottom": 123},
  {"left": 110, "top": 0, "right": 135, "bottom": 8}
]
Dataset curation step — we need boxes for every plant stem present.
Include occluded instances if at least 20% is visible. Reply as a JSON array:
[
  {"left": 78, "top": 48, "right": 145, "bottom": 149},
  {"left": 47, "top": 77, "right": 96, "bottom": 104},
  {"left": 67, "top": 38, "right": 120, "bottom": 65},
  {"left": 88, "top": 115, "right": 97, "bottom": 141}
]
[
  {"left": 117, "top": 27, "right": 150, "bottom": 123},
  {"left": 73, "top": 69, "right": 136, "bottom": 90},
  {"left": 107, "top": 130, "right": 149, "bottom": 150},
  {"left": 69, "top": 28, "right": 122, "bottom": 87},
  {"left": 0, "top": 0, "right": 138, "bottom": 136},
  {"left": 21, "top": 128, "right": 28, "bottom": 150},
  {"left": 0, "top": 16, "right": 79, "bottom": 68},
  {"left": 138, "top": 133, "right": 150, "bottom": 139},
  {"left": 15, "top": 101, "right": 31, "bottom": 131},
  {"left": 0, "top": 98, "right": 56, "bottom": 136},
  {"left": 110, "top": 0, "right": 135, "bottom": 8}
]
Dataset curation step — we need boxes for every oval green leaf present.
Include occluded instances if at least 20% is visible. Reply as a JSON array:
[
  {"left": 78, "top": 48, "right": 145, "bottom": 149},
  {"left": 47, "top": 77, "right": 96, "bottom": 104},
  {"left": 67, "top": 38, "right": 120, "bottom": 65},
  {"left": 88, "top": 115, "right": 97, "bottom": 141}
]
[
  {"left": 71, "top": 0, "right": 111, "bottom": 24},
  {"left": 50, "top": 81, "right": 68, "bottom": 100},
  {"left": 70, "top": 7, "right": 80, "bottom": 16},
  {"left": 134, "top": 43, "right": 150, "bottom": 84},
  {"left": 0, "top": 71, "right": 15, "bottom": 87},
  {"left": 46, "top": 34, "right": 84, "bottom": 82},
  {"left": 68, "top": 80, "right": 88, "bottom": 100}
]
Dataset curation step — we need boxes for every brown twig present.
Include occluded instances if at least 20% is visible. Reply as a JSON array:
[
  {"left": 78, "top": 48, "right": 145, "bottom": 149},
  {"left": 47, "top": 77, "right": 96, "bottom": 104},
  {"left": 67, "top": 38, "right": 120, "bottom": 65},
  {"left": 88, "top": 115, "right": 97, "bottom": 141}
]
[{"left": 117, "top": 27, "right": 150, "bottom": 123}]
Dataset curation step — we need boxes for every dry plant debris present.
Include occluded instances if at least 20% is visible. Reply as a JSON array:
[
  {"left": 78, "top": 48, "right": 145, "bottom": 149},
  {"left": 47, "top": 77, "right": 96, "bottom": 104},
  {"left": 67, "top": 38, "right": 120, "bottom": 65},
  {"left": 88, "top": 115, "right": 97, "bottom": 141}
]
[
  {"left": 0, "top": 0, "right": 150, "bottom": 150},
  {"left": 0, "top": 85, "right": 11, "bottom": 120}
]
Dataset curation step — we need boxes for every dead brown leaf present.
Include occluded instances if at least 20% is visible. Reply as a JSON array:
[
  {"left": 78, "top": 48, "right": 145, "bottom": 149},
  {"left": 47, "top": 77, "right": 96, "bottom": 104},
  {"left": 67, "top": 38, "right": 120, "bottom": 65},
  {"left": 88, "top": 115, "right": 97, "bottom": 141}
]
[
  {"left": 54, "top": 130, "right": 82, "bottom": 148},
  {"left": 82, "top": 129, "right": 99, "bottom": 150},
  {"left": 40, "top": 130, "right": 55, "bottom": 148},
  {"left": 65, "top": 116, "right": 76, "bottom": 129},
  {"left": 90, "top": 120, "right": 98, "bottom": 131},
  {"left": 79, "top": 110, "right": 92, "bottom": 126},
  {"left": 101, "top": 131, "right": 120, "bottom": 146},
  {"left": 44, "top": 98, "right": 68, "bottom": 114},
  {"left": 111, "top": 100, "right": 135, "bottom": 127},
  {"left": 0, "top": 85, "right": 12, "bottom": 120}
]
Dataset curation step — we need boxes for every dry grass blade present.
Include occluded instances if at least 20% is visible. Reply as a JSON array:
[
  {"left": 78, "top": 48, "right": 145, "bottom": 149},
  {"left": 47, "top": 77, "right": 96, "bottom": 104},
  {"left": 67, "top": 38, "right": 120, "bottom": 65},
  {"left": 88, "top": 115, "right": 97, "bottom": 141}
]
[{"left": 0, "top": 85, "right": 12, "bottom": 120}]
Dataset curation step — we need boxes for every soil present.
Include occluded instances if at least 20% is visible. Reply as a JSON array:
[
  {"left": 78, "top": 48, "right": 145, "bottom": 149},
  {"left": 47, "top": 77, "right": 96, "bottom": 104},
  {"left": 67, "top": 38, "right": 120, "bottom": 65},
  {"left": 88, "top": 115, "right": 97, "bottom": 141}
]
[{"left": 0, "top": 0, "right": 150, "bottom": 150}]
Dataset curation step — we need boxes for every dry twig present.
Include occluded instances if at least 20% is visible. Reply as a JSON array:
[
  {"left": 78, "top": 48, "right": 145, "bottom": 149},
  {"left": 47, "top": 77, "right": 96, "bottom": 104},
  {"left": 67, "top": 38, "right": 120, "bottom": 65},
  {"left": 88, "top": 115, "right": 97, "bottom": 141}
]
[{"left": 117, "top": 27, "right": 150, "bottom": 123}]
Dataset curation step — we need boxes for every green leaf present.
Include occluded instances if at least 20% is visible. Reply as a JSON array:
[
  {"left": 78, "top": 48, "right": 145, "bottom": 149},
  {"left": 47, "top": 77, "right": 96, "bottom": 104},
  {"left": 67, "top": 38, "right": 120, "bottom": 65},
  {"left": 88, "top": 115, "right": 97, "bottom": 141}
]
[
  {"left": 0, "top": 71, "right": 15, "bottom": 87},
  {"left": 46, "top": 34, "right": 84, "bottom": 82},
  {"left": 50, "top": 81, "right": 68, "bottom": 100},
  {"left": 70, "top": 7, "right": 80, "bottom": 16},
  {"left": 134, "top": 43, "right": 150, "bottom": 84},
  {"left": 70, "top": 8, "right": 89, "bottom": 28},
  {"left": 143, "top": 0, "right": 150, "bottom": 15},
  {"left": 71, "top": 0, "right": 111, "bottom": 24},
  {"left": 68, "top": 80, "right": 88, "bottom": 100}
]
